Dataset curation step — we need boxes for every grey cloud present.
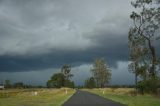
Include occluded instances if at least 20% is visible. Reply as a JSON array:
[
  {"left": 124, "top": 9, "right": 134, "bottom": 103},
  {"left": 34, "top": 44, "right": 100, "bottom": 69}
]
[
  {"left": 110, "top": 61, "right": 134, "bottom": 85},
  {"left": 0, "top": 0, "right": 133, "bottom": 72},
  {"left": 0, "top": 0, "right": 159, "bottom": 85},
  {"left": 0, "top": 0, "right": 132, "bottom": 56},
  {"left": 0, "top": 43, "right": 128, "bottom": 72}
]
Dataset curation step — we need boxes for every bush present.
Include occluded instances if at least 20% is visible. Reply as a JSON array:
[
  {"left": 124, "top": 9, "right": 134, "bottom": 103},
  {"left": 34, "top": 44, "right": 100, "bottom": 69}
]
[
  {"left": 84, "top": 77, "right": 96, "bottom": 88},
  {"left": 137, "top": 78, "right": 160, "bottom": 94},
  {"left": 64, "top": 80, "right": 74, "bottom": 88}
]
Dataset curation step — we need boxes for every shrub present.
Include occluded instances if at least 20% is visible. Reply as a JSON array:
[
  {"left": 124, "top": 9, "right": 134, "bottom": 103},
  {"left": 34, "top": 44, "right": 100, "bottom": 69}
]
[{"left": 137, "top": 78, "right": 160, "bottom": 94}]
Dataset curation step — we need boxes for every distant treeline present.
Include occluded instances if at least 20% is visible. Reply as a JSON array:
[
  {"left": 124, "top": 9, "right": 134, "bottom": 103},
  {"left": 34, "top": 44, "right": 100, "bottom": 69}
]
[
  {"left": 107, "top": 85, "right": 135, "bottom": 88},
  {"left": 2, "top": 80, "right": 45, "bottom": 89},
  {"left": 78, "top": 85, "right": 135, "bottom": 89}
]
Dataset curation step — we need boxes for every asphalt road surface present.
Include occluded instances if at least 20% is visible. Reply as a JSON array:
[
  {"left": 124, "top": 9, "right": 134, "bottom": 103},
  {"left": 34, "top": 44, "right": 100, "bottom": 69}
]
[{"left": 63, "top": 90, "right": 125, "bottom": 106}]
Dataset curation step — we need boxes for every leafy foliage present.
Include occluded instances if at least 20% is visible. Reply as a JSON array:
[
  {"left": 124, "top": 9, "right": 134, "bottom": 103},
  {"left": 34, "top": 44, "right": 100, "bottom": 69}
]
[
  {"left": 61, "top": 64, "right": 73, "bottom": 80},
  {"left": 4, "top": 80, "right": 12, "bottom": 88},
  {"left": 47, "top": 73, "right": 65, "bottom": 88},
  {"left": 84, "top": 77, "right": 96, "bottom": 88},
  {"left": 13, "top": 82, "right": 24, "bottom": 88},
  {"left": 91, "top": 58, "right": 111, "bottom": 88},
  {"left": 129, "top": 0, "right": 160, "bottom": 94},
  {"left": 137, "top": 78, "right": 160, "bottom": 94},
  {"left": 47, "top": 65, "right": 74, "bottom": 88}
]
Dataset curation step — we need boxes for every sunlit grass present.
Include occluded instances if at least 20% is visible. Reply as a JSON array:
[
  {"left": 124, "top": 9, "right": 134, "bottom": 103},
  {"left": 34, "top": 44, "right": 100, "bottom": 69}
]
[
  {"left": 0, "top": 88, "right": 75, "bottom": 106},
  {"left": 83, "top": 88, "right": 160, "bottom": 106}
]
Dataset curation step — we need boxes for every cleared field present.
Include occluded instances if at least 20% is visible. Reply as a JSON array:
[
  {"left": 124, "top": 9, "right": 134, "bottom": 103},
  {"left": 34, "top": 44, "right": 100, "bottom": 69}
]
[
  {"left": 0, "top": 88, "right": 75, "bottom": 106},
  {"left": 83, "top": 88, "right": 160, "bottom": 106}
]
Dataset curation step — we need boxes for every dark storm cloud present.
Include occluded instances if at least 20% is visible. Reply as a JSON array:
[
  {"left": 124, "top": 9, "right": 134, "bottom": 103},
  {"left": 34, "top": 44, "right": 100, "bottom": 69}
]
[
  {"left": 0, "top": 0, "right": 133, "bottom": 72},
  {"left": 0, "top": 41, "right": 128, "bottom": 72},
  {"left": 0, "top": 0, "right": 159, "bottom": 86}
]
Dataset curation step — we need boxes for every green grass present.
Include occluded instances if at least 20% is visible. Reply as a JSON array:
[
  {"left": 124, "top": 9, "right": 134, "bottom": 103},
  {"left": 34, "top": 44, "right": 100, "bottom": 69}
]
[
  {"left": 83, "top": 88, "right": 160, "bottom": 106},
  {"left": 0, "top": 88, "right": 75, "bottom": 106}
]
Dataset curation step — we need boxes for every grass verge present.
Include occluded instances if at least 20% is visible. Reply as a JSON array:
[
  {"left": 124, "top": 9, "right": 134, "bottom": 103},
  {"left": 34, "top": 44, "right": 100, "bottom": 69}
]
[
  {"left": 0, "top": 88, "right": 75, "bottom": 106},
  {"left": 83, "top": 88, "right": 160, "bottom": 106}
]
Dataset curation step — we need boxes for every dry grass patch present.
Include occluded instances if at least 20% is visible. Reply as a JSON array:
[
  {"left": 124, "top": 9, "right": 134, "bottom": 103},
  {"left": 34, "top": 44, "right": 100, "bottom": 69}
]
[{"left": 0, "top": 88, "right": 75, "bottom": 106}]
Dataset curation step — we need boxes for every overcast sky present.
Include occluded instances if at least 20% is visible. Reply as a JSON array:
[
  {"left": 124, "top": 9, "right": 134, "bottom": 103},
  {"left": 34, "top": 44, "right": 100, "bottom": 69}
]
[{"left": 0, "top": 0, "right": 159, "bottom": 86}]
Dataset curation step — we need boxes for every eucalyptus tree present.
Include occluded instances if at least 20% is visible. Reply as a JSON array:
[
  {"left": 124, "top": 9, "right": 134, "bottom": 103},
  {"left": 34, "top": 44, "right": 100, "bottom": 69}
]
[
  {"left": 129, "top": 0, "right": 160, "bottom": 94},
  {"left": 61, "top": 64, "right": 73, "bottom": 80},
  {"left": 91, "top": 58, "right": 111, "bottom": 88},
  {"left": 47, "top": 73, "right": 65, "bottom": 88},
  {"left": 128, "top": 35, "right": 143, "bottom": 88},
  {"left": 129, "top": 0, "right": 160, "bottom": 78}
]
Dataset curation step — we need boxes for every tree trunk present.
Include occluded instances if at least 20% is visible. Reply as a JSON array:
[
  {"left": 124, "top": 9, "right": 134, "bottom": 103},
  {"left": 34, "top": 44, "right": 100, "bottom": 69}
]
[
  {"left": 148, "top": 39, "right": 157, "bottom": 78},
  {"left": 135, "top": 62, "right": 138, "bottom": 95}
]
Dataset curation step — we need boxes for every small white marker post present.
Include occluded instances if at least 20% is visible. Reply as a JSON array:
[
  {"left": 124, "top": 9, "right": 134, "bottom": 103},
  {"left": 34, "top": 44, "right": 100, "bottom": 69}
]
[
  {"left": 34, "top": 91, "right": 38, "bottom": 96},
  {"left": 65, "top": 89, "right": 68, "bottom": 94},
  {"left": 103, "top": 90, "right": 105, "bottom": 95}
]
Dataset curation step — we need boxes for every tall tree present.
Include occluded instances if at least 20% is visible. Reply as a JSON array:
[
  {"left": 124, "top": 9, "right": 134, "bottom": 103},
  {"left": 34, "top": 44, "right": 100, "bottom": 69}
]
[
  {"left": 128, "top": 33, "right": 149, "bottom": 90},
  {"left": 129, "top": 0, "right": 160, "bottom": 78},
  {"left": 91, "top": 58, "right": 111, "bottom": 88},
  {"left": 47, "top": 73, "right": 65, "bottom": 88},
  {"left": 61, "top": 64, "right": 73, "bottom": 80},
  {"left": 4, "top": 80, "right": 12, "bottom": 88},
  {"left": 47, "top": 65, "right": 75, "bottom": 88}
]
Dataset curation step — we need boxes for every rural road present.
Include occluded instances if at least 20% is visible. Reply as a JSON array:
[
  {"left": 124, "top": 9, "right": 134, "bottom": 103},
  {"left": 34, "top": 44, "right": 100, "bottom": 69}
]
[{"left": 63, "top": 90, "right": 125, "bottom": 106}]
